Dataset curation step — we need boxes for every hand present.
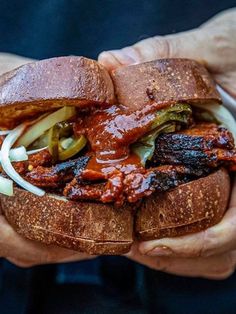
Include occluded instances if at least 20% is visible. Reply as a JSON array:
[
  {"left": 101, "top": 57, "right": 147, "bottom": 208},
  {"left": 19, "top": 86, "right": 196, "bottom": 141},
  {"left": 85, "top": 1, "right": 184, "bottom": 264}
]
[
  {"left": 0, "top": 213, "right": 94, "bottom": 268},
  {"left": 126, "top": 178, "right": 236, "bottom": 280},
  {"left": 0, "top": 54, "right": 95, "bottom": 268},
  {"left": 99, "top": 8, "right": 236, "bottom": 279},
  {"left": 0, "top": 52, "right": 33, "bottom": 75},
  {"left": 99, "top": 9, "right": 236, "bottom": 98}
]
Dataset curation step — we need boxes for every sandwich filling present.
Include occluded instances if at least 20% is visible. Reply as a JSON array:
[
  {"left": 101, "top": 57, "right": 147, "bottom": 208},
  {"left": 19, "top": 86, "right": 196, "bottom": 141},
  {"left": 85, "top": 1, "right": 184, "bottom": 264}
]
[{"left": 0, "top": 102, "right": 236, "bottom": 205}]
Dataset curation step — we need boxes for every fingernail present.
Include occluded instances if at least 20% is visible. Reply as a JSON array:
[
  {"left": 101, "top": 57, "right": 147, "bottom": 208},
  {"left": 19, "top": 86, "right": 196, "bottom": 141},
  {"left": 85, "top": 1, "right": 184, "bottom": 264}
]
[{"left": 146, "top": 246, "right": 173, "bottom": 257}]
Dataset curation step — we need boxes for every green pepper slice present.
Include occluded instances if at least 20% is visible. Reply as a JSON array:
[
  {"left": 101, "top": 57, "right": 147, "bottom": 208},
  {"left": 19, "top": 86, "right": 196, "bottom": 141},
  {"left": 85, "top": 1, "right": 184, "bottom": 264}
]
[
  {"left": 48, "top": 124, "right": 60, "bottom": 162},
  {"left": 59, "top": 135, "right": 87, "bottom": 161}
]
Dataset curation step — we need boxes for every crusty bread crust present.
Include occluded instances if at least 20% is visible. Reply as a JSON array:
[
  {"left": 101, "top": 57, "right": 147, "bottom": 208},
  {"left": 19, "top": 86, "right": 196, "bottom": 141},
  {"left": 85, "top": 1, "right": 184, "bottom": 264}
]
[
  {"left": 112, "top": 58, "right": 221, "bottom": 111},
  {"left": 0, "top": 191, "right": 133, "bottom": 255},
  {"left": 0, "top": 57, "right": 115, "bottom": 128},
  {"left": 0, "top": 57, "right": 230, "bottom": 254},
  {"left": 135, "top": 168, "right": 230, "bottom": 240},
  {"left": 0, "top": 169, "right": 230, "bottom": 254}
]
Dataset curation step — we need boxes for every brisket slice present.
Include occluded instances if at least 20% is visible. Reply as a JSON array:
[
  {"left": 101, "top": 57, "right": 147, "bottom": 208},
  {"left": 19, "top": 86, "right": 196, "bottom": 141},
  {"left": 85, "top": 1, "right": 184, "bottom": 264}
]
[
  {"left": 24, "top": 156, "right": 89, "bottom": 188},
  {"left": 152, "top": 123, "right": 236, "bottom": 168},
  {"left": 154, "top": 124, "right": 234, "bottom": 151},
  {"left": 63, "top": 165, "right": 211, "bottom": 204},
  {"left": 152, "top": 149, "right": 236, "bottom": 168}
]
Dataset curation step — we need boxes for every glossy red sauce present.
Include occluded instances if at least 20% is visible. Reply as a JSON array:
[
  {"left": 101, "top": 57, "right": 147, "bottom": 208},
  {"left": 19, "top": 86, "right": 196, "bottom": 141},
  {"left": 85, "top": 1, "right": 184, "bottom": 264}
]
[
  {"left": 74, "top": 104, "right": 156, "bottom": 162},
  {"left": 73, "top": 104, "right": 158, "bottom": 182}
]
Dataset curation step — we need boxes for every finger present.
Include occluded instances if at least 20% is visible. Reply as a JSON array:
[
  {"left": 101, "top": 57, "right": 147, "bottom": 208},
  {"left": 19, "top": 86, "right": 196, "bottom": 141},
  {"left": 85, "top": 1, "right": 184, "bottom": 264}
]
[
  {"left": 98, "top": 51, "right": 126, "bottom": 71},
  {"left": 98, "top": 29, "right": 209, "bottom": 70},
  {"left": 0, "top": 215, "right": 90, "bottom": 264},
  {"left": 6, "top": 252, "right": 96, "bottom": 268},
  {"left": 128, "top": 246, "right": 236, "bottom": 280},
  {"left": 0, "top": 53, "right": 34, "bottom": 75},
  {"left": 139, "top": 178, "right": 236, "bottom": 258}
]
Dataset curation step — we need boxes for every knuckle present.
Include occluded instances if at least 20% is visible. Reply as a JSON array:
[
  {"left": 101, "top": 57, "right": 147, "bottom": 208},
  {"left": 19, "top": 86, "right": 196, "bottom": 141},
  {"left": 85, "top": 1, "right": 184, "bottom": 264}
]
[
  {"left": 199, "top": 229, "right": 218, "bottom": 258},
  {"left": 123, "top": 46, "right": 143, "bottom": 63},
  {"left": 210, "top": 27, "right": 235, "bottom": 57},
  {"left": 153, "top": 36, "right": 172, "bottom": 58},
  {"left": 133, "top": 36, "right": 172, "bottom": 62}
]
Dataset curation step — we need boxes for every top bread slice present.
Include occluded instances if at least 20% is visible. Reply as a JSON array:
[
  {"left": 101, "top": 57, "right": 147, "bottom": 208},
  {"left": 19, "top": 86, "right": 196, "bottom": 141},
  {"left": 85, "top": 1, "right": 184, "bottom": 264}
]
[
  {"left": 0, "top": 57, "right": 221, "bottom": 128},
  {"left": 112, "top": 58, "right": 221, "bottom": 110},
  {"left": 0, "top": 56, "right": 115, "bottom": 128}
]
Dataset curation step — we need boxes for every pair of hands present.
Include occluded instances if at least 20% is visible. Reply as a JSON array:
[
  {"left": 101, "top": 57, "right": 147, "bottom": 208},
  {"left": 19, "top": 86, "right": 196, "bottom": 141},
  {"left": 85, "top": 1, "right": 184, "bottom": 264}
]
[{"left": 0, "top": 9, "right": 236, "bottom": 280}]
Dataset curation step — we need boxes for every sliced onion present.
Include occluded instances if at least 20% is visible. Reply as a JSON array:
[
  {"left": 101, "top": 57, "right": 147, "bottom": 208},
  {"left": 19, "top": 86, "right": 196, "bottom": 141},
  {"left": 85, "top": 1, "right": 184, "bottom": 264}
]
[
  {"left": 217, "top": 85, "right": 236, "bottom": 117},
  {"left": 0, "top": 176, "right": 13, "bottom": 196},
  {"left": 192, "top": 103, "right": 236, "bottom": 143},
  {"left": 27, "top": 146, "right": 48, "bottom": 155},
  {"left": 1, "top": 125, "right": 45, "bottom": 196},
  {"left": 9, "top": 146, "right": 28, "bottom": 161},
  {"left": 18, "top": 106, "right": 76, "bottom": 148},
  {"left": 0, "top": 147, "right": 28, "bottom": 162},
  {"left": 60, "top": 137, "right": 74, "bottom": 150},
  {"left": 0, "top": 130, "right": 11, "bottom": 136}
]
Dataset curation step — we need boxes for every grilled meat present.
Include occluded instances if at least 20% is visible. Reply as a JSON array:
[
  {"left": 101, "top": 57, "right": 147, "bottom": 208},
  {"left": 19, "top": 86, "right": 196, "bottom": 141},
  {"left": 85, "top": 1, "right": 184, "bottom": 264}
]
[
  {"left": 24, "top": 156, "right": 89, "bottom": 188},
  {"left": 152, "top": 123, "right": 236, "bottom": 168},
  {"left": 64, "top": 165, "right": 211, "bottom": 204}
]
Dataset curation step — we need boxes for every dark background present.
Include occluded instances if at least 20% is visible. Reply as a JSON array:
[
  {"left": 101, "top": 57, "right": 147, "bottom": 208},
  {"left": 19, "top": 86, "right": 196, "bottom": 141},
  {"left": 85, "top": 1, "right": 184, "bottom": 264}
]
[{"left": 0, "top": 0, "right": 235, "bottom": 59}]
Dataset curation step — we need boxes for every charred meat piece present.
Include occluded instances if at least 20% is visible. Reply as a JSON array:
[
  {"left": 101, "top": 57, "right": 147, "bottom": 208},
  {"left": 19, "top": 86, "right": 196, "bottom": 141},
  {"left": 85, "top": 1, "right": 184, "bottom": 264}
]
[
  {"left": 153, "top": 149, "right": 236, "bottom": 168},
  {"left": 154, "top": 124, "right": 234, "bottom": 151},
  {"left": 152, "top": 123, "right": 236, "bottom": 168},
  {"left": 24, "top": 156, "right": 89, "bottom": 188},
  {"left": 64, "top": 165, "right": 211, "bottom": 204},
  {"left": 13, "top": 150, "right": 53, "bottom": 175},
  {"left": 123, "top": 165, "right": 211, "bottom": 203},
  {"left": 64, "top": 178, "right": 104, "bottom": 201}
]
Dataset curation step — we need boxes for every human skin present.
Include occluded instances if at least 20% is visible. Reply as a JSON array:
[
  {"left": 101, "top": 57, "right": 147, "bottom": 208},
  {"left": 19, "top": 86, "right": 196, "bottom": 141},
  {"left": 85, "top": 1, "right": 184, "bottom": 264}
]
[{"left": 99, "top": 8, "right": 236, "bottom": 280}]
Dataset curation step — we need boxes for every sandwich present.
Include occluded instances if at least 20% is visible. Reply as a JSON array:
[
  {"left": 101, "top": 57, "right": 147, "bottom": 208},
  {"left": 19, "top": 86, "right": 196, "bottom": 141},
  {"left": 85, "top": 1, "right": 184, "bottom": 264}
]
[{"left": 0, "top": 56, "right": 235, "bottom": 254}]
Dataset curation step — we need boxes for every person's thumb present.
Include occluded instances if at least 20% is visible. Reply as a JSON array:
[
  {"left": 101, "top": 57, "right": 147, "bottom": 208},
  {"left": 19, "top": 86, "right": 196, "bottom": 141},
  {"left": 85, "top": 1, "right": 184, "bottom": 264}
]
[
  {"left": 98, "top": 29, "right": 207, "bottom": 71},
  {"left": 98, "top": 9, "right": 236, "bottom": 73}
]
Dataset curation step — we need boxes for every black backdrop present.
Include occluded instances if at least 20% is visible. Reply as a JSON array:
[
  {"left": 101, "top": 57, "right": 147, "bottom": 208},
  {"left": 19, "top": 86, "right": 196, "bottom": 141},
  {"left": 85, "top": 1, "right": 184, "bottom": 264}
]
[{"left": 0, "top": 0, "right": 235, "bottom": 59}]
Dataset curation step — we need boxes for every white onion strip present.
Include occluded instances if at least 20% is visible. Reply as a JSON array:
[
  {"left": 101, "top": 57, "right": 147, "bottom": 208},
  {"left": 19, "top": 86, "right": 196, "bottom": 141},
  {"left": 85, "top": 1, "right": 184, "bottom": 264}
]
[
  {"left": 1, "top": 125, "right": 45, "bottom": 196},
  {"left": 0, "top": 147, "right": 28, "bottom": 162},
  {"left": 193, "top": 103, "right": 236, "bottom": 143},
  {"left": 27, "top": 146, "right": 48, "bottom": 155},
  {"left": 0, "top": 176, "right": 13, "bottom": 196},
  {"left": 17, "top": 106, "right": 76, "bottom": 148},
  {"left": 0, "top": 130, "right": 11, "bottom": 136},
  {"left": 217, "top": 85, "right": 236, "bottom": 117},
  {"left": 9, "top": 146, "right": 28, "bottom": 161}
]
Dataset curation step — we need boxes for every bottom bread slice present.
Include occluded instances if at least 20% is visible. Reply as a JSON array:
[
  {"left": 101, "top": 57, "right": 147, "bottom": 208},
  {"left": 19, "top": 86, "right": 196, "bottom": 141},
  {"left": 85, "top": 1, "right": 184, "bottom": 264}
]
[
  {"left": 135, "top": 168, "right": 230, "bottom": 240},
  {"left": 0, "top": 168, "right": 230, "bottom": 255},
  {"left": 0, "top": 191, "right": 133, "bottom": 255}
]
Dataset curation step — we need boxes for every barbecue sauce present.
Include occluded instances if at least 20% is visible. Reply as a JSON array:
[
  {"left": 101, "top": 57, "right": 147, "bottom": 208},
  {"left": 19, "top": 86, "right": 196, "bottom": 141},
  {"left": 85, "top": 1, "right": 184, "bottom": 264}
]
[
  {"left": 72, "top": 104, "right": 158, "bottom": 202},
  {"left": 73, "top": 104, "right": 157, "bottom": 181},
  {"left": 74, "top": 105, "right": 155, "bottom": 161}
]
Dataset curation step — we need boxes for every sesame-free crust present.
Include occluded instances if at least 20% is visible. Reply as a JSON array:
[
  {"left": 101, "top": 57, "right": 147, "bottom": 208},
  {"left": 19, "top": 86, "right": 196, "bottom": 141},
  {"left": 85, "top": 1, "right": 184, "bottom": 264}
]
[
  {"left": 0, "top": 191, "right": 133, "bottom": 255},
  {"left": 0, "top": 169, "right": 230, "bottom": 254},
  {"left": 0, "top": 56, "right": 115, "bottom": 128},
  {"left": 135, "top": 168, "right": 230, "bottom": 240},
  {"left": 112, "top": 58, "right": 221, "bottom": 111}
]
